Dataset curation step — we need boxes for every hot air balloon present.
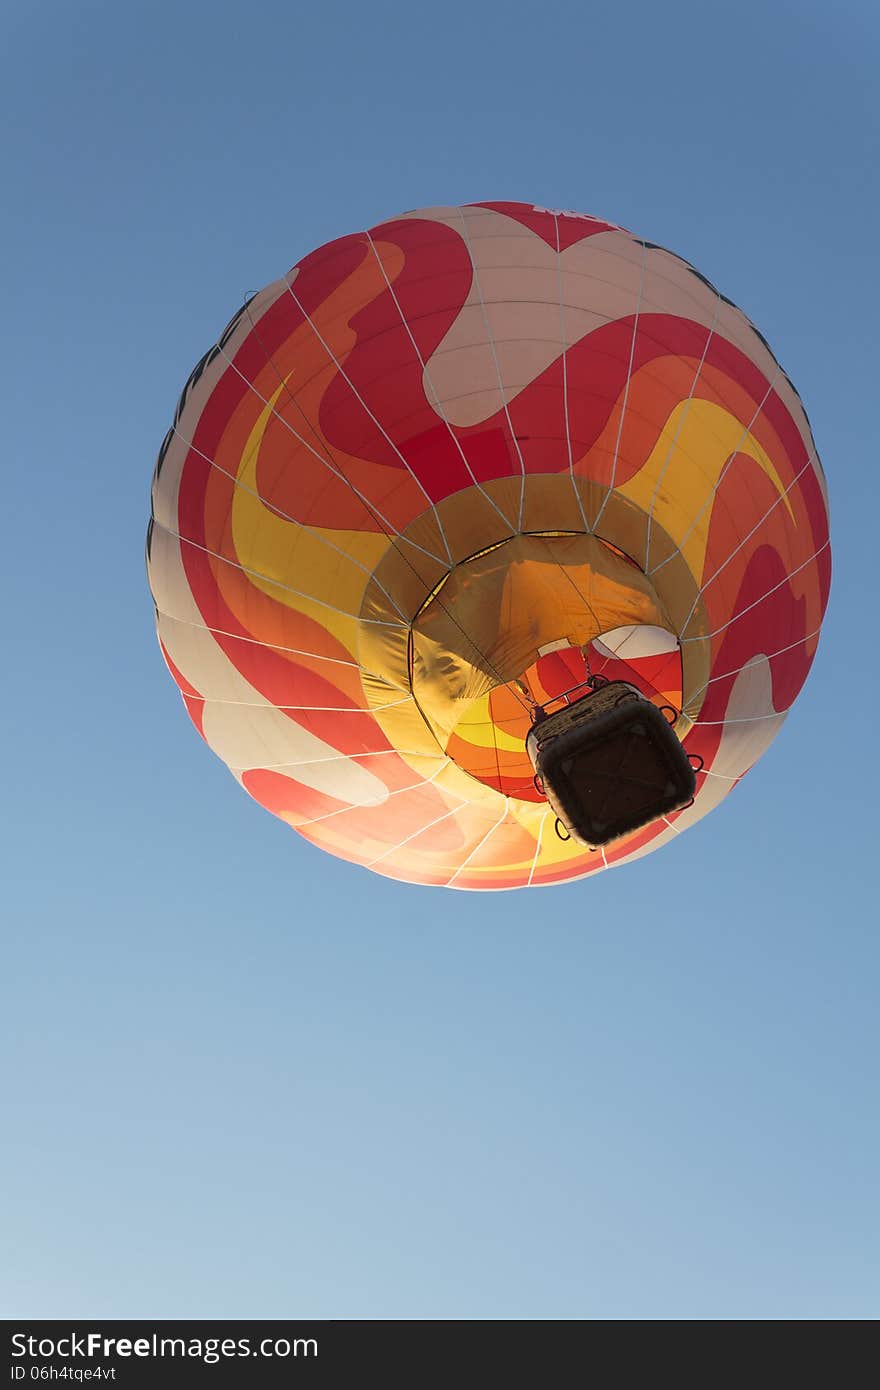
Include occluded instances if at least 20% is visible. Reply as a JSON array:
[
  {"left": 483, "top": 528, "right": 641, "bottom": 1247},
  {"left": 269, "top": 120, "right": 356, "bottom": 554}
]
[{"left": 147, "top": 201, "right": 830, "bottom": 888}]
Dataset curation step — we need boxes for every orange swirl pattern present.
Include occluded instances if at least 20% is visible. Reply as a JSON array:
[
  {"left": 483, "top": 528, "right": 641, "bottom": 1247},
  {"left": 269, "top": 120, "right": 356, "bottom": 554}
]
[{"left": 147, "top": 202, "right": 831, "bottom": 889}]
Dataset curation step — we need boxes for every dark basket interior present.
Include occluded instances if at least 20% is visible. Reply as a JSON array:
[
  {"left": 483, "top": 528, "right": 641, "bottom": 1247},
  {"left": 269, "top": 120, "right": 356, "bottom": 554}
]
[{"left": 536, "top": 696, "right": 695, "bottom": 845}]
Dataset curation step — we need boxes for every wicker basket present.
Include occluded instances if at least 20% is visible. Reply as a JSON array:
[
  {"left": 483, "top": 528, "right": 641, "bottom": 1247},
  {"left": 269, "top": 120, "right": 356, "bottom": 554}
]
[{"left": 526, "top": 682, "right": 696, "bottom": 847}]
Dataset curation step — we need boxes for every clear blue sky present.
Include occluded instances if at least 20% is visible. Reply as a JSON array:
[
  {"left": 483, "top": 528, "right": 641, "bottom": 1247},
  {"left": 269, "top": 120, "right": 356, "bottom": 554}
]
[{"left": 3, "top": 0, "right": 878, "bottom": 1319}]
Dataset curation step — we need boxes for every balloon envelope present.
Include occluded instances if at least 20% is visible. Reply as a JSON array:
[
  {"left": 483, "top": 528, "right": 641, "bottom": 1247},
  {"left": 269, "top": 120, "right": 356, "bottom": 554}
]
[{"left": 147, "top": 201, "right": 831, "bottom": 888}]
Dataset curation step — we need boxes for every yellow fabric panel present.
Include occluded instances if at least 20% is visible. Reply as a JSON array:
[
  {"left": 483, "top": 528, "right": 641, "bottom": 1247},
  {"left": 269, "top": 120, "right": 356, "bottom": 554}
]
[{"left": 618, "top": 398, "right": 793, "bottom": 583}]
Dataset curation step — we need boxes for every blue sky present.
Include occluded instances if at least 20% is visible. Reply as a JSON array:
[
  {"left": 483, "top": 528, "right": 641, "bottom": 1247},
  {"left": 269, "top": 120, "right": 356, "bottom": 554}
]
[{"left": 2, "top": 0, "right": 878, "bottom": 1318}]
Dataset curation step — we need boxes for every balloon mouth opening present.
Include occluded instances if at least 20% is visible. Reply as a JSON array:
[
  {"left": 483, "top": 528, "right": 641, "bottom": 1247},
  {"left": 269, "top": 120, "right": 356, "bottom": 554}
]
[{"left": 403, "top": 530, "right": 682, "bottom": 803}]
